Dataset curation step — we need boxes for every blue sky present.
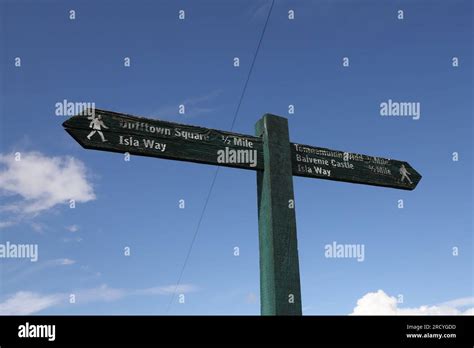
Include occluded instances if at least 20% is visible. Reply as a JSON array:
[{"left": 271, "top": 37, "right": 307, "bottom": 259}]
[{"left": 0, "top": 0, "right": 472, "bottom": 315}]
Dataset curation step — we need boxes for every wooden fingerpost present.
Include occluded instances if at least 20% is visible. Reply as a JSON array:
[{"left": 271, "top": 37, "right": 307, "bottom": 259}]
[
  {"left": 255, "top": 114, "right": 302, "bottom": 316},
  {"left": 64, "top": 108, "right": 421, "bottom": 316}
]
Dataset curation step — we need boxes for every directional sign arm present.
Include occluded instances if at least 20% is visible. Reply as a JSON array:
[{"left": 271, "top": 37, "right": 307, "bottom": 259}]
[
  {"left": 63, "top": 109, "right": 264, "bottom": 171},
  {"left": 290, "top": 143, "right": 422, "bottom": 190}
]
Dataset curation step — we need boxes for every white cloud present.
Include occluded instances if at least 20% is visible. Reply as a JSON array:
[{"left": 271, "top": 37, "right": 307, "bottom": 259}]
[
  {"left": 62, "top": 236, "right": 83, "bottom": 243},
  {"left": 0, "top": 283, "right": 199, "bottom": 314},
  {"left": 247, "top": 0, "right": 272, "bottom": 22},
  {"left": 439, "top": 297, "right": 474, "bottom": 308},
  {"left": 152, "top": 90, "right": 221, "bottom": 119},
  {"left": 0, "top": 152, "right": 95, "bottom": 215},
  {"left": 135, "top": 284, "right": 198, "bottom": 295},
  {"left": 30, "top": 222, "right": 45, "bottom": 233},
  {"left": 0, "top": 291, "right": 64, "bottom": 315},
  {"left": 0, "top": 220, "right": 15, "bottom": 229},
  {"left": 66, "top": 224, "right": 79, "bottom": 232},
  {"left": 76, "top": 284, "right": 127, "bottom": 303},
  {"left": 463, "top": 308, "right": 474, "bottom": 315},
  {"left": 55, "top": 258, "right": 76, "bottom": 266},
  {"left": 4, "top": 258, "right": 79, "bottom": 286},
  {"left": 351, "top": 290, "right": 474, "bottom": 315},
  {"left": 181, "top": 90, "right": 221, "bottom": 105}
]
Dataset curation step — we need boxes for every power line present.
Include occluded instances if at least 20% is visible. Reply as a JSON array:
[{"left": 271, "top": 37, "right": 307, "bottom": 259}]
[
  {"left": 165, "top": 0, "right": 275, "bottom": 314},
  {"left": 165, "top": 167, "right": 220, "bottom": 313},
  {"left": 230, "top": 0, "right": 275, "bottom": 131}
]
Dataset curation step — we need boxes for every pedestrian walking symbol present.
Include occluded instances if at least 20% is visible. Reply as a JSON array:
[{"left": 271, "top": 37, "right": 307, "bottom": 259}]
[
  {"left": 399, "top": 164, "right": 413, "bottom": 184},
  {"left": 86, "top": 113, "right": 108, "bottom": 142}
]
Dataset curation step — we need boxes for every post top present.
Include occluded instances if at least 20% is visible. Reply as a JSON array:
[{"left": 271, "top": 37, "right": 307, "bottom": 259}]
[
  {"left": 256, "top": 114, "right": 289, "bottom": 133},
  {"left": 262, "top": 113, "right": 288, "bottom": 121}
]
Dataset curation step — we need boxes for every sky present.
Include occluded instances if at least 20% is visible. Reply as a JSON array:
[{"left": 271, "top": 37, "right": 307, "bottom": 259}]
[{"left": 0, "top": 0, "right": 472, "bottom": 315}]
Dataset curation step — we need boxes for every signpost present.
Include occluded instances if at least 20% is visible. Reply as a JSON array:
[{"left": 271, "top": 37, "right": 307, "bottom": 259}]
[{"left": 63, "top": 108, "right": 422, "bottom": 315}]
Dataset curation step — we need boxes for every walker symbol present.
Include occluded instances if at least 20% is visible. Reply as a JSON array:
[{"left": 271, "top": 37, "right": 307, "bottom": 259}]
[
  {"left": 87, "top": 113, "right": 109, "bottom": 142},
  {"left": 399, "top": 164, "right": 413, "bottom": 184}
]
